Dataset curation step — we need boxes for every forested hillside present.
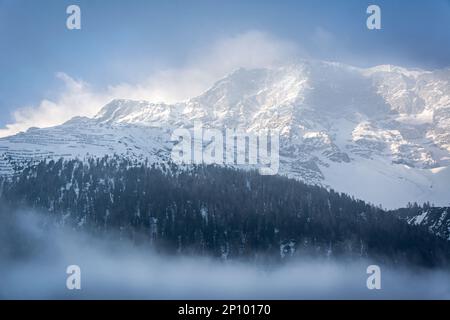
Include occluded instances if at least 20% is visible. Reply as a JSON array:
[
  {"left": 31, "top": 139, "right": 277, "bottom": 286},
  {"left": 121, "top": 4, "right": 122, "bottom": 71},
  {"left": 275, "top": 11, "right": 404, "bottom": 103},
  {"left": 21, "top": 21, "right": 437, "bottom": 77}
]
[{"left": 0, "top": 156, "right": 449, "bottom": 267}]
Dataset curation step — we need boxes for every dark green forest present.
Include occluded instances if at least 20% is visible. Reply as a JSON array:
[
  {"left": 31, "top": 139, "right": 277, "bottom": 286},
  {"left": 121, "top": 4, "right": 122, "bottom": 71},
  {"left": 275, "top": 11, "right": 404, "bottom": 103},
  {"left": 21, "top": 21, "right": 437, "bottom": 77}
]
[{"left": 0, "top": 156, "right": 449, "bottom": 267}]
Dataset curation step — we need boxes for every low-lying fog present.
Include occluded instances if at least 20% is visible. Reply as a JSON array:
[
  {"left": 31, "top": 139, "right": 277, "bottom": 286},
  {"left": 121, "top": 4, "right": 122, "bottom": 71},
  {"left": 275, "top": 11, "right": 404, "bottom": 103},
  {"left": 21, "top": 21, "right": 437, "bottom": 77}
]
[{"left": 1, "top": 208, "right": 449, "bottom": 299}]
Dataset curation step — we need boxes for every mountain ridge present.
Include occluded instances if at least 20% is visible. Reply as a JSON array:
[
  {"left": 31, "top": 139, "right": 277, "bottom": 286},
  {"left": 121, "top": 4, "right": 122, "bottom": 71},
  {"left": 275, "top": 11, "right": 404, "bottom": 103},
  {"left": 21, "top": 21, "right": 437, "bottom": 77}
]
[{"left": 1, "top": 60, "right": 449, "bottom": 209}]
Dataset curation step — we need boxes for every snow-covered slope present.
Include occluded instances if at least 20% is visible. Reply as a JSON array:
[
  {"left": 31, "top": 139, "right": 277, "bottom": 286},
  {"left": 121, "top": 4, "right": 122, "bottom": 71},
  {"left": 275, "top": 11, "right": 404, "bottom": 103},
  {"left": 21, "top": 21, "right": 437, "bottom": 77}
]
[
  {"left": 395, "top": 207, "right": 450, "bottom": 241},
  {"left": 1, "top": 60, "right": 450, "bottom": 209}
]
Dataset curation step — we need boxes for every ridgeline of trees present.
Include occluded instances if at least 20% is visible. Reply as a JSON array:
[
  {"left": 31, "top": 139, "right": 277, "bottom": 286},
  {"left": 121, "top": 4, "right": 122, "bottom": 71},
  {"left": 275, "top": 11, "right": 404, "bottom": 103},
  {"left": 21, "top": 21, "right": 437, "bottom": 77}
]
[{"left": 0, "top": 156, "right": 449, "bottom": 267}]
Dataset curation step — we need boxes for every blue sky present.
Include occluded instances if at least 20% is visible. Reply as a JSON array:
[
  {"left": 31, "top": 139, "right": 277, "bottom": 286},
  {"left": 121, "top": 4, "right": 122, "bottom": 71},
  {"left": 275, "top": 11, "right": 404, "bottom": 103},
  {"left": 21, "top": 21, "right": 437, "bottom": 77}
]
[{"left": 0, "top": 0, "right": 449, "bottom": 134}]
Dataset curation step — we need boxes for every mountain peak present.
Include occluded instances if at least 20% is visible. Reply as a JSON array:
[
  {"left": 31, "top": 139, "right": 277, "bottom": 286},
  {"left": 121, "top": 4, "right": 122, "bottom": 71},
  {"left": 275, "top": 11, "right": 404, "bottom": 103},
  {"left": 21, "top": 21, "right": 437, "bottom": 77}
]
[
  {"left": 1, "top": 60, "right": 450, "bottom": 209},
  {"left": 95, "top": 99, "right": 146, "bottom": 121}
]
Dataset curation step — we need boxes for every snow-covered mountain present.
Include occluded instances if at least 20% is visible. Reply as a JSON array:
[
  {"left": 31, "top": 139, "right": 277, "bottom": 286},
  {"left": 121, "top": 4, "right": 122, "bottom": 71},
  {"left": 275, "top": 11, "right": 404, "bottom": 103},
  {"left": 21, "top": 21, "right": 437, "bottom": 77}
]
[{"left": 1, "top": 60, "right": 450, "bottom": 209}]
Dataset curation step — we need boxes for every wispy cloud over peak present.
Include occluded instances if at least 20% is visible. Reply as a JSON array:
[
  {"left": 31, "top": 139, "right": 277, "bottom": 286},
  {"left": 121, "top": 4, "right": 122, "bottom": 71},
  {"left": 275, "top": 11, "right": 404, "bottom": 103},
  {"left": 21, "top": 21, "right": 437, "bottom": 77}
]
[{"left": 0, "top": 31, "right": 298, "bottom": 137}]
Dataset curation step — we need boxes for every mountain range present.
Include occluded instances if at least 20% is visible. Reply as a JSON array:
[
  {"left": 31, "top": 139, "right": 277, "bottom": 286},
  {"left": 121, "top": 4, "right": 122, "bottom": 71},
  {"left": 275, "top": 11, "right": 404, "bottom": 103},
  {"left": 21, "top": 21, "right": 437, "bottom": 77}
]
[{"left": 1, "top": 60, "right": 450, "bottom": 209}]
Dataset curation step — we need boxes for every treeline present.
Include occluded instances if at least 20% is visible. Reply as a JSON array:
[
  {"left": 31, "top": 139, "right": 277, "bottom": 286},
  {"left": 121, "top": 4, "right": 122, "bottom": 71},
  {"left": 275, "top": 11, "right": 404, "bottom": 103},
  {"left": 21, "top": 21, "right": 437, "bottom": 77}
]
[{"left": 0, "top": 156, "right": 449, "bottom": 267}]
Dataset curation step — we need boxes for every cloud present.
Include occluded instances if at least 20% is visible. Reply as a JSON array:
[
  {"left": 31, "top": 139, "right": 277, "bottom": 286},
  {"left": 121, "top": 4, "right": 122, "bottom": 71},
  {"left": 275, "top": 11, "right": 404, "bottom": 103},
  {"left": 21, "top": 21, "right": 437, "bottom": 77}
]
[
  {"left": 0, "top": 73, "right": 110, "bottom": 137},
  {"left": 1, "top": 206, "right": 450, "bottom": 299},
  {"left": 0, "top": 31, "right": 299, "bottom": 138},
  {"left": 311, "top": 26, "right": 335, "bottom": 50},
  {"left": 112, "top": 30, "right": 299, "bottom": 102}
]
